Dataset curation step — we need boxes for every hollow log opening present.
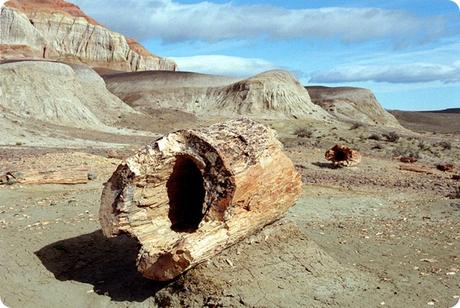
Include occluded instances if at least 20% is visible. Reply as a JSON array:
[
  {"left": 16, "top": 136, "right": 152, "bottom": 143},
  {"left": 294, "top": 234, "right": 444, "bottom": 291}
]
[
  {"left": 325, "top": 144, "right": 361, "bottom": 167},
  {"left": 333, "top": 149, "right": 347, "bottom": 161},
  {"left": 167, "top": 155, "right": 205, "bottom": 232}
]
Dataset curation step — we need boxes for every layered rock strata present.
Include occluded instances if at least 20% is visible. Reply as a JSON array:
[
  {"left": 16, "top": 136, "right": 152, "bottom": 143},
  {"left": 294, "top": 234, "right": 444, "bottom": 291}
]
[{"left": 1, "top": 0, "right": 176, "bottom": 71}]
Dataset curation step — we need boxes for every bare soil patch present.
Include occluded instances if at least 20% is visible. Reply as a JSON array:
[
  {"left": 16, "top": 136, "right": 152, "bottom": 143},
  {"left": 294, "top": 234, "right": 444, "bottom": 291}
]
[{"left": 1, "top": 120, "right": 459, "bottom": 307}]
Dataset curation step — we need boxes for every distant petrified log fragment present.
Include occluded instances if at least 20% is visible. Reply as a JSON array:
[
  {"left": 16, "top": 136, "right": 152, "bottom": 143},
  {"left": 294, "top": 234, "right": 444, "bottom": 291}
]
[
  {"left": 99, "top": 118, "right": 302, "bottom": 281},
  {"left": 399, "top": 164, "right": 434, "bottom": 175},
  {"left": 325, "top": 144, "right": 361, "bottom": 167},
  {"left": 436, "top": 163, "right": 455, "bottom": 172},
  {"left": 0, "top": 169, "right": 89, "bottom": 185}
]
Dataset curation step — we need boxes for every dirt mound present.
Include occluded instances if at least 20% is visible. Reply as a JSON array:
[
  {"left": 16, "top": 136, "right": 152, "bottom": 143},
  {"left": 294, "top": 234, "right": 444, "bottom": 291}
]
[
  {"left": 1, "top": 1, "right": 176, "bottom": 72},
  {"left": 106, "top": 70, "right": 332, "bottom": 120},
  {"left": 0, "top": 60, "right": 139, "bottom": 130},
  {"left": 306, "top": 86, "right": 401, "bottom": 127},
  {"left": 154, "top": 223, "right": 376, "bottom": 307},
  {"left": 0, "top": 60, "right": 160, "bottom": 147},
  {"left": 212, "top": 70, "right": 331, "bottom": 119}
]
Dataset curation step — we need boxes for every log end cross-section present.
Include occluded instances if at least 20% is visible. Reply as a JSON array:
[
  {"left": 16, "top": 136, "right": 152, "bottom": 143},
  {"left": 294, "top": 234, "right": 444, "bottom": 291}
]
[{"left": 99, "top": 118, "right": 302, "bottom": 281}]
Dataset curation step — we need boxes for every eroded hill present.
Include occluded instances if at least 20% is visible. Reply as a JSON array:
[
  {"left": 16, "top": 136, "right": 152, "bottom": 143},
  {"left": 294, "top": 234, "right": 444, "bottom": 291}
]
[
  {"left": 1, "top": 0, "right": 176, "bottom": 72},
  {"left": 306, "top": 86, "right": 401, "bottom": 127},
  {"left": 105, "top": 70, "right": 332, "bottom": 120}
]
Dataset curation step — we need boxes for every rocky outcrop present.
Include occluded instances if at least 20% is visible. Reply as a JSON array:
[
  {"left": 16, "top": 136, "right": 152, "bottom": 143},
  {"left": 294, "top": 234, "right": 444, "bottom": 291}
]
[
  {"left": 306, "top": 86, "right": 401, "bottom": 127},
  {"left": 0, "top": 6, "right": 46, "bottom": 58},
  {"left": 1, "top": 0, "right": 176, "bottom": 72},
  {"left": 105, "top": 70, "right": 332, "bottom": 120},
  {"left": 0, "top": 60, "right": 139, "bottom": 130}
]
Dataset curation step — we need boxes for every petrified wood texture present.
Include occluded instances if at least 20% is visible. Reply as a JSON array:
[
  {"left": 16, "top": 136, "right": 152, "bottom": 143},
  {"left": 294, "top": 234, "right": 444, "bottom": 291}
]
[
  {"left": 100, "top": 118, "right": 302, "bottom": 281},
  {"left": 325, "top": 144, "right": 361, "bottom": 167},
  {"left": 0, "top": 169, "right": 89, "bottom": 185}
]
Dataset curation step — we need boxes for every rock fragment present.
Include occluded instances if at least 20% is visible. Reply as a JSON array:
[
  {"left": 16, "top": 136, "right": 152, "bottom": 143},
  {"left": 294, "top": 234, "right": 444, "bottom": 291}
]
[
  {"left": 325, "top": 144, "right": 361, "bottom": 167},
  {"left": 436, "top": 163, "right": 455, "bottom": 172}
]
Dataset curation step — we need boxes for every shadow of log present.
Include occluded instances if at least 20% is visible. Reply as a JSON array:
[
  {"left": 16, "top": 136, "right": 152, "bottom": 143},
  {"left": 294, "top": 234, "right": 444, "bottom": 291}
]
[
  {"left": 312, "top": 162, "right": 340, "bottom": 169},
  {"left": 35, "top": 230, "right": 168, "bottom": 302}
]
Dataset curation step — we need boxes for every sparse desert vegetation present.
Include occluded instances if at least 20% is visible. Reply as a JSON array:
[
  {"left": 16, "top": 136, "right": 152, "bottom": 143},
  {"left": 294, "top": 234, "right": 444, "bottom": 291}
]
[
  {"left": 294, "top": 127, "right": 314, "bottom": 138},
  {"left": 383, "top": 131, "right": 400, "bottom": 143},
  {"left": 0, "top": 1, "right": 459, "bottom": 308}
]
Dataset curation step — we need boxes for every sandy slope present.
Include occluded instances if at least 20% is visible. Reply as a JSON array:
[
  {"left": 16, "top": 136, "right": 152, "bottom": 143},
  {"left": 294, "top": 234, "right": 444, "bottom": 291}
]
[
  {"left": 390, "top": 110, "right": 460, "bottom": 133},
  {"left": 0, "top": 60, "right": 159, "bottom": 147},
  {"left": 306, "top": 86, "right": 401, "bottom": 128},
  {"left": 105, "top": 70, "right": 332, "bottom": 120}
]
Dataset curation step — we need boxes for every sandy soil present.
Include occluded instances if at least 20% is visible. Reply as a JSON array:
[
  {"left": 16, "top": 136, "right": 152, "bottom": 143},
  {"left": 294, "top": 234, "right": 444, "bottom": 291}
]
[
  {"left": 0, "top": 120, "right": 459, "bottom": 307},
  {"left": 390, "top": 110, "right": 460, "bottom": 134}
]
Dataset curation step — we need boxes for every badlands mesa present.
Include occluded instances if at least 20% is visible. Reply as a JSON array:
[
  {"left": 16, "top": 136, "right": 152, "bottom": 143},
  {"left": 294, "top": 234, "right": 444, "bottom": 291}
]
[
  {"left": 0, "top": 0, "right": 402, "bottom": 144},
  {"left": 0, "top": 1, "right": 459, "bottom": 308}
]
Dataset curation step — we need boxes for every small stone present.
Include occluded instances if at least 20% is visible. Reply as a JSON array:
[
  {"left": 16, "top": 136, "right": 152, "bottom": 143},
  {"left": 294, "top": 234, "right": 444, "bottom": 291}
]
[
  {"left": 6, "top": 176, "right": 17, "bottom": 185},
  {"left": 87, "top": 172, "right": 97, "bottom": 181},
  {"left": 420, "top": 258, "right": 437, "bottom": 263}
]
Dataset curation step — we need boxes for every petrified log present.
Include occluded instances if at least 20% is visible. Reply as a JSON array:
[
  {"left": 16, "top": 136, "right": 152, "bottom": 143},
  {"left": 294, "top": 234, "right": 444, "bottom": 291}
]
[
  {"left": 399, "top": 164, "right": 434, "bottom": 175},
  {"left": 436, "top": 163, "right": 455, "bottom": 172},
  {"left": 100, "top": 118, "right": 302, "bottom": 281},
  {"left": 0, "top": 169, "right": 89, "bottom": 185},
  {"left": 325, "top": 144, "right": 361, "bottom": 167}
]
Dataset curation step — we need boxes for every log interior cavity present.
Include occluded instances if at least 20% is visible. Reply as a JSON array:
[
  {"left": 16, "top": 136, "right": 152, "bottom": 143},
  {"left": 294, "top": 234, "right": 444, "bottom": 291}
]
[{"left": 167, "top": 155, "right": 206, "bottom": 232}]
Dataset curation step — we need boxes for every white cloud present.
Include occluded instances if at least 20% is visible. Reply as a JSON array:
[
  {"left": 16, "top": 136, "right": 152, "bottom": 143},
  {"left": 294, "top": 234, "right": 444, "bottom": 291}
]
[
  {"left": 309, "top": 62, "right": 460, "bottom": 84},
  {"left": 73, "top": 0, "right": 444, "bottom": 43},
  {"left": 172, "top": 55, "right": 277, "bottom": 77}
]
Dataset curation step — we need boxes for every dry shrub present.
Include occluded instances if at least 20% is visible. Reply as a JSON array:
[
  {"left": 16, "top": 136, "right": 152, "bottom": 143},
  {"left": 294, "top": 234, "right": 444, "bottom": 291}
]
[
  {"left": 449, "top": 186, "right": 460, "bottom": 199},
  {"left": 392, "top": 147, "right": 420, "bottom": 159},
  {"left": 434, "top": 141, "right": 452, "bottom": 150},
  {"left": 400, "top": 157, "right": 418, "bottom": 163},
  {"left": 294, "top": 128, "right": 313, "bottom": 138},
  {"left": 383, "top": 131, "right": 400, "bottom": 143},
  {"left": 417, "top": 140, "right": 431, "bottom": 151},
  {"left": 350, "top": 122, "right": 364, "bottom": 130},
  {"left": 368, "top": 134, "right": 381, "bottom": 141}
]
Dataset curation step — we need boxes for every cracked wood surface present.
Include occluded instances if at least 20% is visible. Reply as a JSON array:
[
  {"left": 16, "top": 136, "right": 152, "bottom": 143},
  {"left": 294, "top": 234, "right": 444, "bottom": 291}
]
[{"left": 99, "top": 118, "right": 302, "bottom": 280}]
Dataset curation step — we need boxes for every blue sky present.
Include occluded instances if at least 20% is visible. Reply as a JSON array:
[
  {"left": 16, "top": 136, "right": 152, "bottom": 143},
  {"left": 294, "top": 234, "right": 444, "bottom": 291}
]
[{"left": 73, "top": 0, "right": 460, "bottom": 111}]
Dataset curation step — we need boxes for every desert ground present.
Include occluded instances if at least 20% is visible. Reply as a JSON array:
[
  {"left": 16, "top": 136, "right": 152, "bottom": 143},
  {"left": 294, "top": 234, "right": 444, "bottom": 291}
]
[
  {"left": 1, "top": 1, "right": 459, "bottom": 307},
  {"left": 1, "top": 116, "right": 459, "bottom": 308}
]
